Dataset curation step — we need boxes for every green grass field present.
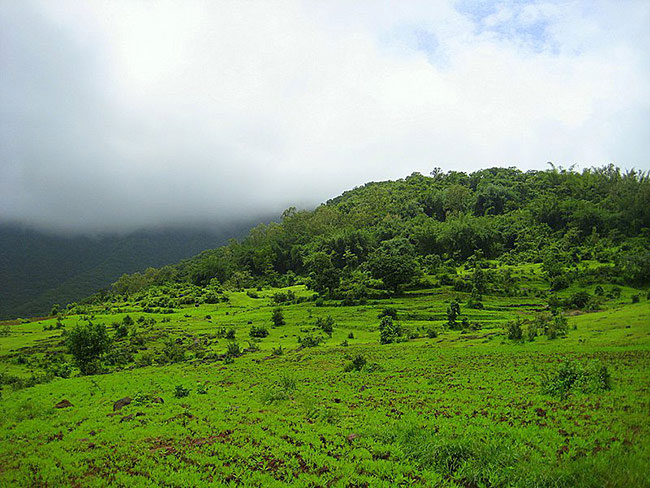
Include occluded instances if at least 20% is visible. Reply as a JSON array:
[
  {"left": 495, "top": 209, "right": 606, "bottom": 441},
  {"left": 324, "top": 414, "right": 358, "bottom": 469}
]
[{"left": 1, "top": 267, "right": 649, "bottom": 487}]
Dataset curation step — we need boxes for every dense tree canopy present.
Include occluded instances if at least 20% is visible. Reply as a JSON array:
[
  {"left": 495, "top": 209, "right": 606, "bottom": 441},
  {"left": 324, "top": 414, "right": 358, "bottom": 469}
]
[{"left": 107, "top": 165, "right": 650, "bottom": 299}]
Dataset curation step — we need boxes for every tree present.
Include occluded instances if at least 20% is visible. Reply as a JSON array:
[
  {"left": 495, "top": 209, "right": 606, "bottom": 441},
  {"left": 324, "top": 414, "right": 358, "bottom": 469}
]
[
  {"left": 379, "top": 316, "right": 402, "bottom": 344},
  {"left": 367, "top": 238, "right": 418, "bottom": 295},
  {"left": 305, "top": 252, "right": 340, "bottom": 296},
  {"left": 271, "top": 308, "right": 285, "bottom": 327},
  {"left": 66, "top": 322, "right": 111, "bottom": 375},
  {"left": 446, "top": 300, "right": 461, "bottom": 329}
]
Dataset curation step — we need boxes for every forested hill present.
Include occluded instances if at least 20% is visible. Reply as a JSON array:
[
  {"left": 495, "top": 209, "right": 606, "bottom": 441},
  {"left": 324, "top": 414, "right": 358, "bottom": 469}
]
[
  {"left": 105, "top": 165, "right": 649, "bottom": 303},
  {"left": 0, "top": 221, "right": 265, "bottom": 320}
]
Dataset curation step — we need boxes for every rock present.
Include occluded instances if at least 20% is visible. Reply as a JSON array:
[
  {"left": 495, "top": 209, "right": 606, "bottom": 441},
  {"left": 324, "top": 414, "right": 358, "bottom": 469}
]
[
  {"left": 347, "top": 433, "right": 359, "bottom": 442},
  {"left": 54, "top": 399, "right": 73, "bottom": 409},
  {"left": 113, "top": 397, "right": 132, "bottom": 411}
]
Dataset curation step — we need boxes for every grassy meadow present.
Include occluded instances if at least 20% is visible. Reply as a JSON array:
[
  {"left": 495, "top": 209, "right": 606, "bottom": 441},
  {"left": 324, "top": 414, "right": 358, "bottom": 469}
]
[{"left": 1, "top": 263, "right": 649, "bottom": 487}]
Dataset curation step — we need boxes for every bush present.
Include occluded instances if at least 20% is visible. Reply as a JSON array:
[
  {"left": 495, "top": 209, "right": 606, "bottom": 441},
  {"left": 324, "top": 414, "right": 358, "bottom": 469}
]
[
  {"left": 174, "top": 385, "right": 190, "bottom": 398},
  {"left": 426, "top": 328, "right": 438, "bottom": 338},
  {"left": 249, "top": 325, "right": 269, "bottom": 338},
  {"left": 505, "top": 319, "right": 523, "bottom": 341},
  {"left": 136, "top": 351, "right": 154, "bottom": 367},
  {"left": 261, "top": 375, "right": 297, "bottom": 404},
  {"left": 446, "top": 300, "right": 461, "bottom": 329},
  {"left": 378, "top": 307, "right": 398, "bottom": 320},
  {"left": 298, "top": 335, "right": 322, "bottom": 347},
  {"left": 379, "top": 316, "right": 402, "bottom": 344},
  {"left": 631, "top": 294, "right": 640, "bottom": 304},
  {"left": 546, "top": 314, "right": 568, "bottom": 339},
  {"left": 159, "top": 339, "right": 186, "bottom": 363},
  {"left": 526, "top": 322, "right": 537, "bottom": 341},
  {"left": 272, "top": 346, "right": 284, "bottom": 356},
  {"left": 541, "top": 361, "right": 612, "bottom": 399},
  {"left": 316, "top": 315, "right": 334, "bottom": 335},
  {"left": 271, "top": 308, "right": 285, "bottom": 327},
  {"left": 568, "top": 291, "right": 592, "bottom": 309},
  {"left": 550, "top": 275, "right": 570, "bottom": 291},
  {"left": 114, "top": 322, "right": 129, "bottom": 339},
  {"left": 344, "top": 354, "right": 367, "bottom": 372},
  {"left": 66, "top": 322, "right": 111, "bottom": 375},
  {"left": 226, "top": 341, "right": 241, "bottom": 358}
]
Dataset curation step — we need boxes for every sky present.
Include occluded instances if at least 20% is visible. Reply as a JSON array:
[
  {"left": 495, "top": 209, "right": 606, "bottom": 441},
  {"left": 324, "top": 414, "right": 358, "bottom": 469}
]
[{"left": 1, "top": 0, "right": 649, "bottom": 234}]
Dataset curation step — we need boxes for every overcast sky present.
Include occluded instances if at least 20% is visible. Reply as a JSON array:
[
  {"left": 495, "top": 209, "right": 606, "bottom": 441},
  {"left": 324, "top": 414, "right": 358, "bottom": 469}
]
[{"left": 1, "top": 0, "right": 649, "bottom": 234}]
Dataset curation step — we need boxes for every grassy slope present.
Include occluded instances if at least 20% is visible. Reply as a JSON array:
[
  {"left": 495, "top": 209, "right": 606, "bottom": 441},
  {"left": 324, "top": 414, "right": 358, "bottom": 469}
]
[{"left": 0, "top": 269, "right": 649, "bottom": 487}]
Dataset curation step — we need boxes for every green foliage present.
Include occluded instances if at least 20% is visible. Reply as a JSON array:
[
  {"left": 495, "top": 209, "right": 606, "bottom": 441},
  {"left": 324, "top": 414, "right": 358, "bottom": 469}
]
[
  {"left": 65, "top": 322, "right": 111, "bottom": 375},
  {"left": 261, "top": 375, "right": 297, "bottom": 404},
  {"left": 271, "top": 308, "right": 285, "bottom": 327},
  {"left": 542, "top": 361, "right": 612, "bottom": 399},
  {"left": 315, "top": 315, "right": 334, "bottom": 335},
  {"left": 226, "top": 341, "right": 241, "bottom": 358},
  {"left": 174, "top": 385, "right": 190, "bottom": 398},
  {"left": 249, "top": 325, "right": 269, "bottom": 338},
  {"left": 368, "top": 237, "right": 419, "bottom": 294},
  {"left": 505, "top": 319, "right": 523, "bottom": 341},
  {"left": 379, "top": 315, "right": 402, "bottom": 344},
  {"left": 446, "top": 300, "right": 461, "bottom": 329},
  {"left": 344, "top": 354, "right": 367, "bottom": 372}
]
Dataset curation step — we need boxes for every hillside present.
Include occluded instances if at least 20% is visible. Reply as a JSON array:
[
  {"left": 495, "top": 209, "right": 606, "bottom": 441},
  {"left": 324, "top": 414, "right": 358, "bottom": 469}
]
[
  {"left": 0, "top": 220, "right": 265, "bottom": 320},
  {"left": 0, "top": 166, "right": 649, "bottom": 487}
]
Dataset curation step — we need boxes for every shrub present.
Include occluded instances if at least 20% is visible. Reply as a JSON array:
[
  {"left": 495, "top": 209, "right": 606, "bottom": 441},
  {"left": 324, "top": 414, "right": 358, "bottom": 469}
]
[
  {"left": 526, "top": 322, "right": 537, "bottom": 341},
  {"left": 378, "top": 307, "right": 398, "bottom": 320},
  {"left": 568, "top": 291, "right": 592, "bottom": 309},
  {"left": 272, "top": 346, "right": 284, "bottom": 356},
  {"left": 316, "top": 315, "right": 335, "bottom": 335},
  {"left": 249, "top": 325, "right": 269, "bottom": 338},
  {"left": 262, "top": 375, "right": 297, "bottom": 404},
  {"left": 226, "top": 341, "right": 241, "bottom": 358},
  {"left": 541, "top": 361, "right": 612, "bottom": 399},
  {"left": 159, "top": 339, "right": 186, "bottom": 363},
  {"left": 505, "top": 319, "right": 523, "bottom": 341},
  {"left": 446, "top": 300, "right": 461, "bottom": 329},
  {"left": 299, "top": 335, "right": 322, "bottom": 347},
  {"left": 347, "top": 332, "right": 354, "bottom": 339},
  {"left": 426, "top": 328, "right": 438, "bottom": 339},
  {"left": 114, "top": 322, "right": 129, "bottom": 339},
  {"left": 136, "top": 351, "right": 154, "bottom": 367},
  {"left": 174, "top": 385, "right": 190, "bottom": 398},
  {"left": 631, "top": 294, "right": 640, "bottom": 304},
  {"left": 344, "top": 354, "right": 366, "bottom": 372},
  {"left": 379, "top": 316, "right": 402, "bottom": 344},
  {"left": 104, "top": 346, "right": 134, "bottom": 367},
  {"left": 271, "top": 308, "right": 285, "bottom": 327},
  {"left": 122, "top": 315, "right": 134, "bottom": 326},
  {"left": 66, "top": 322, "right": 111, "bottom": 375},
  {"left": 546, "top": 314, "right": 568, "bottom": 339},
  {"left": 196, "top": 383, "right": 208, "bottom": 395},
  {"left": 550, "top": 275, "right": 570, "bottom": 291}
]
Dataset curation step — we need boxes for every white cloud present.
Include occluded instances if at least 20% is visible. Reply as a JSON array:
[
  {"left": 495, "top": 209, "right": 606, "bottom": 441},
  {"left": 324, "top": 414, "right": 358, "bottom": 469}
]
[{"left": 1, "top": 0, "right": 648, "bottom": 232}]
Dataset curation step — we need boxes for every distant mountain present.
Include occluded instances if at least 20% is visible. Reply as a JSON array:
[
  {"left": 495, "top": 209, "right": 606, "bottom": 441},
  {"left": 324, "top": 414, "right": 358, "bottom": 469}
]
[{"left": 0, "top": 220, "right": 266, "bottom": 319}]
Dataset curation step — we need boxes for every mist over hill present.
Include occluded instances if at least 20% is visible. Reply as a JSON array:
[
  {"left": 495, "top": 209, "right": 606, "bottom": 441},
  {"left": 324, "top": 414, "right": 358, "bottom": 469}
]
[{"left": 0, "top": 219, "right": 268, "bottom": 319}]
